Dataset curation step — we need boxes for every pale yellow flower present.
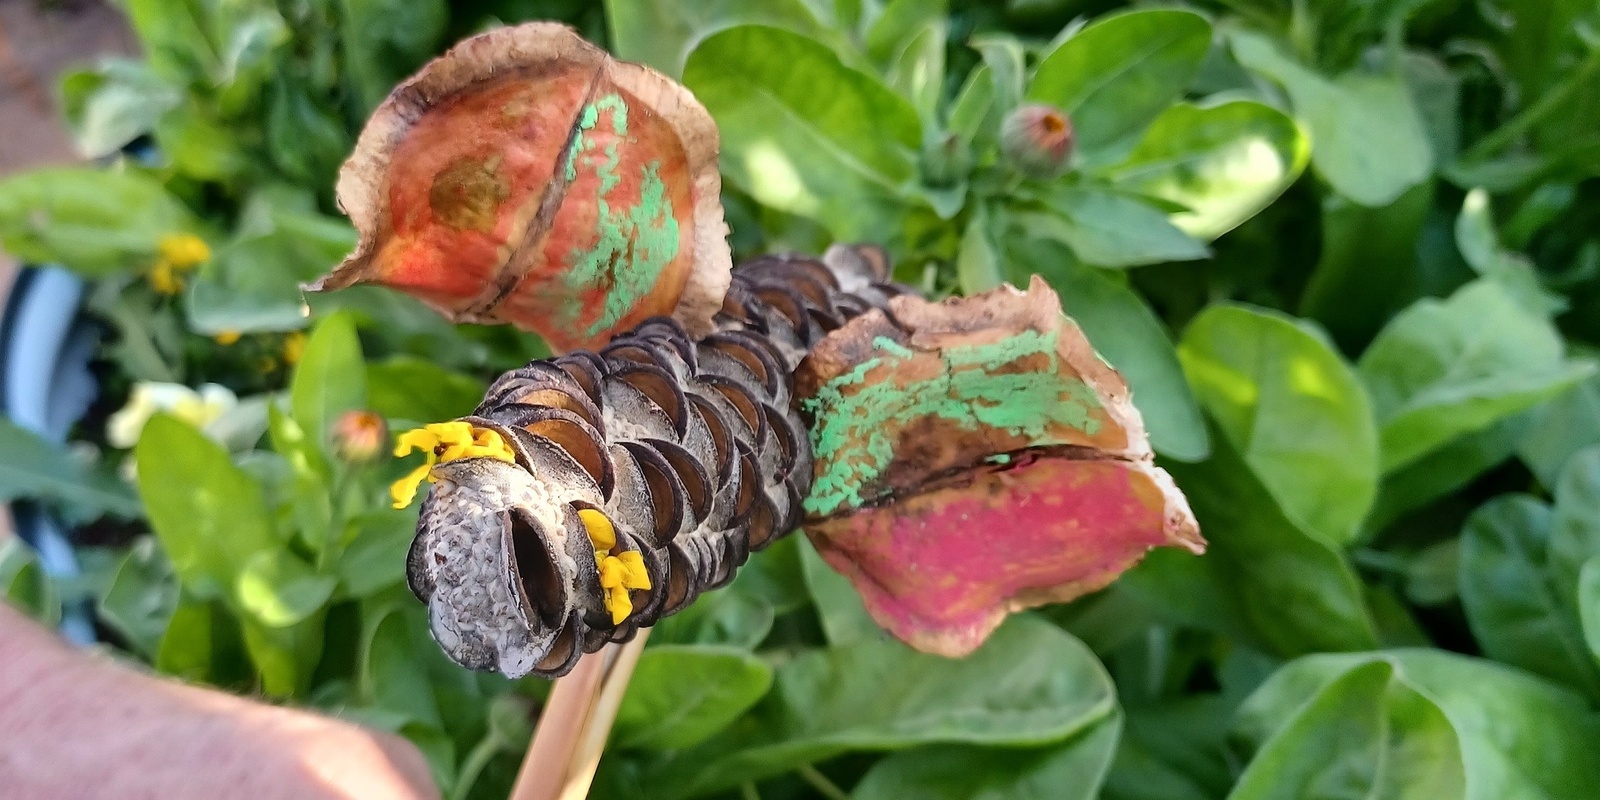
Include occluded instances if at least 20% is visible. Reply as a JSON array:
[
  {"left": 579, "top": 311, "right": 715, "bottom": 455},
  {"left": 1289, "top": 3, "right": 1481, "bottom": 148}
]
[
  {"left": 213, "top": 330, "right": 242, "bottom": 346},
  {"left": 107, "top": 382, "right": 238, "bottom": 449}
]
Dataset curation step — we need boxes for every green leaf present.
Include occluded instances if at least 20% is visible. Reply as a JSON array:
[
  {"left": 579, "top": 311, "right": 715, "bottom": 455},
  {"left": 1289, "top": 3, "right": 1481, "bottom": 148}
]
[
  {"left": 634, "top": 616, "right": 1115, "bottom": 798},
  {"left": 853, "top": 713, "right": 1121, "bottom": 800},
  {"left": 156, "top": 598, "right": 250, "bottom": 687},
  {"left": 0, "top": 167, "right": 195, "bottom": 276},
  {"left": 1028, "top": 9, "right": 1212, "bottom": 159},
  {"left": 864, "top": 0, "right": 945, "bottom": 67},
  {"left": 1178, "top": 305, "right": 1378, "bottom": 545},
  {"left": 0, "top": 417, "right": 142, "bottom": 521},
  {"left": 124, "top": 0, "right": 217, "bottom": 82},
  {"left": 1298, "top": 184, "right": 1437, "bottom": 352},
  {"left": 603, "top": 0, "right": 832, "bottom": 78},
  {"left": 190, "top": 189, "right": 357, "bottom": 334},
  {"left": 242, "top": 609, "right": 326, "bottom": 698},
  {"left": 685, "top": 25, "right": 922, "bottom": 243},
  {"left": 884, "top": 18, "right": 946, "bottom": 122},
  {"left": 1105, "top": 100, "right": 1310, "bottom": 241},
  {"left": 366, "top": 357, "right": 487, "bottom": 425},
  {"left": 58, "top": 60, "right": 181, "bottom": 159},
  {"left": 99, "top": 537, "right": 179, "bottom": 657},
  {"left": 970, "top": 33, "right": 1025, "bottom": 122},
  {"left": 360, "top": 600, "right": 442, "bottom": 728},
  {"left": 956, "top": 205, "right": 1002, "bottom": 295},
  {"left": 236, "top": 550, "right": 337, "bottom": 628},
  {"left": 154, "top": 103, "right": 251, "bottom": 183},
  {"left": 1552, "top": 446, "right": 1600, "bottom": 601},
  {"left": 797, "top": 535, "right": 878, "bottom": 646},
  {"left": 650, "top": 584, "right": 775, "bottom": 649},
  {"left": 1228, "top": 29, "right": 1431, "bottom": 206},
  {"left": 338, "top": 0, "right": 447, "bottom": 116},
  {"left": 1235, "top": 650, "right": 1600, "bottom": 800},
  {"left": 1014, "top": 243, "right": 1209, "bottom": 461},
  {"left": 1460, "top": 495, "right": 1600, "bottom": 695},
  {"left": 1229, "top": 661, "right": 1465, "bottom": 800},
  {"left": 136, "top": 414, "right": 276, "bottom": 600},
  {"left": 291, "top": 312, "right": 367, "bottom": 445},
  {"left": 1454, "top": 188, "right": 1565, "bottom": 316},
  {"left": 1519, "top": 373, "right": 1600, "bottom": 488},
  {"left": 1125, "top": 430, "right": 1377, "bottom": 655},
  {"left": 1018, "top": 185, "right": 1209, "bottom": 268},
  {"left": 0, "top": 538, "right": 59, "bottom": 625},
  {"left": 614, "top": 645, "right": 774, "bottom": 750},
  {"left": 337, "top": 511, "right": 416, "bottom": 599},
  {"left": 1367, "top": 416, "right": 1528, "bottom": 535},
  {"left": 1580, "top": 558, "right": 1600, "bottom": 662},
  {"left": 1358, "top": 280, "right": 1595, "bottom": 473},
  {"left": 266, "top": 77, "right": 351, "bottom": 187}
]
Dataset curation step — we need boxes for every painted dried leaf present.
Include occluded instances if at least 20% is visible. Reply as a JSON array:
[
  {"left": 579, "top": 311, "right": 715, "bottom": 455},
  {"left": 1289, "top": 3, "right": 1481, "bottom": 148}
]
[
  {"left": 306, "top": 23, "right": 730, "bottom": 353},
  {"left": 797, "top": 277, "right": 1205, "bottom": 657}
]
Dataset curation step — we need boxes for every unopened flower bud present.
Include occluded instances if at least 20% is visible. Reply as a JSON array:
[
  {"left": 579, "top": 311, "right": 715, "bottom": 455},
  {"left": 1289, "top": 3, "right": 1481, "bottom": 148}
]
[
  {"left": 332, "top": 410, "right": 387, "bottom": 464},
  {"left": 1000, "top": 104, "right": 1074, "bottom": 179},
  {"left": 920, "top": 131, "right": 973, "bottom": 187}
]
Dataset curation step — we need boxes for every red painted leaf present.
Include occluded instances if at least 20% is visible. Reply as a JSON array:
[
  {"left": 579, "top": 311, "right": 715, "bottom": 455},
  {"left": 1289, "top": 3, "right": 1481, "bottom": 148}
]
[
  {"left": 797, "top": 277, "right": 1204, "bottom": 656},
  {"left": 306, "top": 23, "right": 730, "bottom": 353}
]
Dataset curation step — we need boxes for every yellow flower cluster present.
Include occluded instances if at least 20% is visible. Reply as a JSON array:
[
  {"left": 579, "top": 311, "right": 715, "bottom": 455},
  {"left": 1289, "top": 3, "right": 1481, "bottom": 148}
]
[
  {"left": 577, "top": 508, "right": 651, "bottom": 624},
  {"left": 389, "top": 421, "right": 516, "bottom": 508},
  {"left": 148, "top": 233, "right": 212, "bottom": 295}
]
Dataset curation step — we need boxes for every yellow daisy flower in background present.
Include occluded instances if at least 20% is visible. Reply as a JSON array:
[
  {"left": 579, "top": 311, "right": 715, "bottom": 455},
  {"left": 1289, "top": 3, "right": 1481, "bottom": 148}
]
[{"left": 146, "top": 233, "right": 211, "bottom": 295}]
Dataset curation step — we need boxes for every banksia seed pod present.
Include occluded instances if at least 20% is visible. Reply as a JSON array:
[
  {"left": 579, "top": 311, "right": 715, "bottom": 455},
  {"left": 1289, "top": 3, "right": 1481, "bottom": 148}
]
[
  {"left": 405, "top": 246, "right": 905, "bottom": 678},
  {"left": 1000, "top": 103, "right": 1074, "bottom": 179}
]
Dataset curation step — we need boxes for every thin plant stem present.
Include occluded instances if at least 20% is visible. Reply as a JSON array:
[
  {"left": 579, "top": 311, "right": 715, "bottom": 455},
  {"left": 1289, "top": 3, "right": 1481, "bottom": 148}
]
[
  {"left": 450, "top": 733, "right": 503, "bottom": 800},
  {"left": 740, "top": 783, "right": 763, "bottom": 800},
  {"left": 1462, "top": 48, "right": 1600, "bottom": 163},
  {"left": 796, "top": 764, "right": 850, "bottom": 800}
]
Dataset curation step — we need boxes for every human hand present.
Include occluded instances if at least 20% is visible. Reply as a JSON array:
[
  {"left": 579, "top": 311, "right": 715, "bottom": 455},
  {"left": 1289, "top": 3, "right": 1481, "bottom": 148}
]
[{"left": 0, "top": 605, "right": 439, "bottom": 800}]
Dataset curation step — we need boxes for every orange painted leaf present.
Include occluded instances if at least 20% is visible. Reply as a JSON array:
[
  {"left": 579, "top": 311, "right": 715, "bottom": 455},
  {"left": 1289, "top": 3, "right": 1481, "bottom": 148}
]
[
  {"left": 797, "top": 277, "right": 1205, "bottom": 656},
  {"left": 306, "top": 23, "right": 730, "bottom": 353}
]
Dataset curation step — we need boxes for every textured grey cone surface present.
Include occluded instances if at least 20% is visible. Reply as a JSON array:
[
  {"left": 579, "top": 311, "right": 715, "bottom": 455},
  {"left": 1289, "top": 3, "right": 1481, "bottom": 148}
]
[{"left": 408, "top": 245, "right": 909, "bottom": 678}]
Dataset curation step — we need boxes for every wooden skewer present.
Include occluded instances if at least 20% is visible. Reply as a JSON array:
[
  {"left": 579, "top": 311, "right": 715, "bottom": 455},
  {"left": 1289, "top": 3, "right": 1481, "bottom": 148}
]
[{"left": 508, "top": 629, "right": 651, "bottom": 800}]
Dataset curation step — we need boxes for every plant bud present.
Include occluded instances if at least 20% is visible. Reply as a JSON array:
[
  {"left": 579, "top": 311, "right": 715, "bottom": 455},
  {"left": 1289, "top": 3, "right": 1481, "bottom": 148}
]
[
  {"left": 332, "top": 410, "right": 388, "bottom": 464},
  {"left": 920, "top": 131, "right": 973, "bottom": 187},
  {"left": 1000, "top": 103, "right": 1074, "bottom": 179}
]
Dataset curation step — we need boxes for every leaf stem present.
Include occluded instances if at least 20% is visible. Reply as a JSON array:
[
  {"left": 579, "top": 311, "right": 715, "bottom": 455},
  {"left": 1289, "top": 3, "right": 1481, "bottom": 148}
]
[
  {"left": 796, "top": 764, "right": 850, "bottom": 800},
  {"left": 449, "top": 733, "right": 502, "bottom": 800},
  {"left": 1461, "top": 47, "right": 1600, "bottom": 164},
  {"left": 740, "top": 783, "right": 763, "bottom": 800}
]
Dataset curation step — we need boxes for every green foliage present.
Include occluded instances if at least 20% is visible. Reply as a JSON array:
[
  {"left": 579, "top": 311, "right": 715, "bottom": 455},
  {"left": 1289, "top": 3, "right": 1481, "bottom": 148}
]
[{"left": 5, "top": 0, "right": 1600, "bottom": 798}]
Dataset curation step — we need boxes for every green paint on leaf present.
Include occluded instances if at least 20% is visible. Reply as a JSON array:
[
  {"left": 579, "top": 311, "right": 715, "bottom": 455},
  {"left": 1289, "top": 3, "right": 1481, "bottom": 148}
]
[
  {"left": 803, "top": 331, "right": 1104, "bottom": 517},
  {"left": 559, "top": 93, "right": 681, "bottom": 337}
]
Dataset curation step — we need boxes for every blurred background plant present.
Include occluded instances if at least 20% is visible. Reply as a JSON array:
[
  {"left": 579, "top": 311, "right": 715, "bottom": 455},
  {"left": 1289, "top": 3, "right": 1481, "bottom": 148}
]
[{"left": 1, "top": 0, "right": 1599, "bottom": 798}]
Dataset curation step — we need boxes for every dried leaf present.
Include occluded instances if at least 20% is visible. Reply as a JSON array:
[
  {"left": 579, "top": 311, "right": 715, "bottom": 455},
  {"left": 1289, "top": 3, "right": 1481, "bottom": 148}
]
[{"left": 306, "top": 23, "right": 730, "bottom": 352}]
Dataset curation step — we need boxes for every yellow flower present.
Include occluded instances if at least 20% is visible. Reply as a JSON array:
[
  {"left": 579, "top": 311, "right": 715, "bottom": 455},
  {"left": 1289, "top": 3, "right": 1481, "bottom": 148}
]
[
  {"left": 389, "top": 422, "right": 515, "bottom": 508},
  {"left": 158, "top": 233, "right": 211, "bottom": 268},
  {"left": 282, "top": 332, "right": 307, "bottom": 365},
  {"left": 213, "top": 330, "right": 242, "bottom": 346},
  {"left": 146, "top": 234, "right": 211, "bottom": 296},
  {"left": 148, "top": 260, "right": 183, "bottom": 295},
  {"left": 579, "top": 508, "right": 651, "bottom": 624}
]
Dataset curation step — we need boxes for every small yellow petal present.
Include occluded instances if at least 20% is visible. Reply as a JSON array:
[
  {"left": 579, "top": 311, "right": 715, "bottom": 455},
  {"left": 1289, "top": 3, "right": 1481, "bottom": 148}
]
[
  {"left": 213, "top": 330, "right": 241, "bottom": 346},
  {"left": 395, "top": 428, "right": 442, "bottom": 457},
  {"left": 158, "top": 233, "right": 211, "bottom": 268},
  {"left": 148, "top": 261, "right": 183, "bottom": 295},
  {"left": 615, "top": 550, "right": 651, "bottom": 590},
  {"left": 579, "top": 509, "right": 616, "bottom": 552},
  {"left": 607, "top": 585, "right": 633, "bottom": 625},
  {"left": 390, "top": 462, "right": 433, "bottom": 509}
]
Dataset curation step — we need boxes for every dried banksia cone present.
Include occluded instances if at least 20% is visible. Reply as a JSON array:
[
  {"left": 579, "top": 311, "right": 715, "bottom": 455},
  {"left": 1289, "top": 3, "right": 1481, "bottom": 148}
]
[
  {"left": 1000, "top": 103, "right": 1074, "bottom": 179},
  {"left": 796, "top": 277, "right": 1204, "bottom": 657},
  {"left": 304, "top": 23, "right": 730, "bottom": 352},
  {"left": 404, "top": 246, "right": 905, "bottom": 678}
]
